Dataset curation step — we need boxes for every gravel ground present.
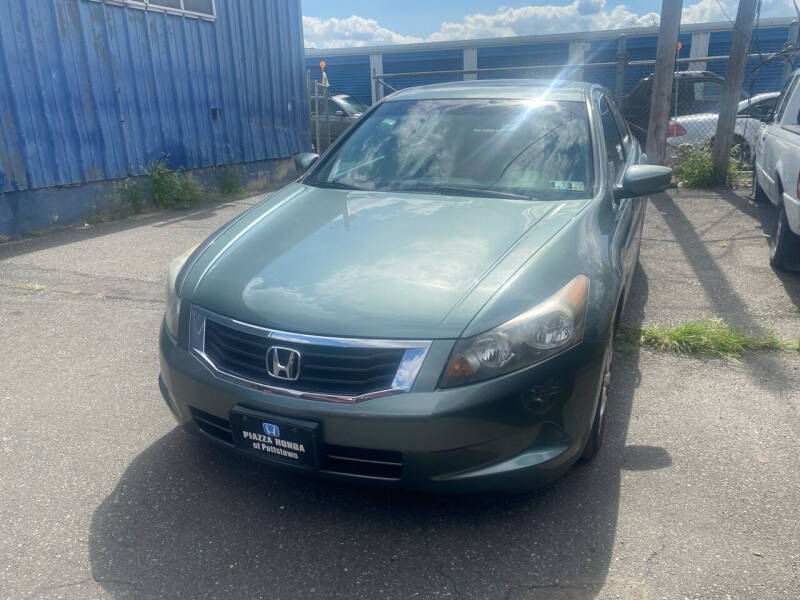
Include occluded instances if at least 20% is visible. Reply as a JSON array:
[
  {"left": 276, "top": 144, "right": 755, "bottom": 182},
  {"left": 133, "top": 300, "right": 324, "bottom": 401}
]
[{"left": 0, "top": 189, "right": 798, "bottom": 599}]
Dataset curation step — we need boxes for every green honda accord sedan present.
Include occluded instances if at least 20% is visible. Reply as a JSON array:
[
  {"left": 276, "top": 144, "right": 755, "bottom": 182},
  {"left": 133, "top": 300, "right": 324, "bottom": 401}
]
[{"left": 158, "top": 80, "right": 670, "bottom": 492}]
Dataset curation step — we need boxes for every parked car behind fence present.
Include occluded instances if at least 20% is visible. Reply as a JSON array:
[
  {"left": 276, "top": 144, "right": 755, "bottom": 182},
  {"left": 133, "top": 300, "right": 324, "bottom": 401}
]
[
  {"left": 666, "top": 92, "right": 779, "bottom": 164},
  {"left": 310, "top": 92, "right": 370, "bottom": 152}
]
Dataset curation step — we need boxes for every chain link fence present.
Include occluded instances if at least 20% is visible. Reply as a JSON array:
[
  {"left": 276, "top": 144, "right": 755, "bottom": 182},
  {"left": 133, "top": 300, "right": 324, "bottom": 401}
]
[{"left": 306, "top": 41, "right": 798, "bottom": 178}]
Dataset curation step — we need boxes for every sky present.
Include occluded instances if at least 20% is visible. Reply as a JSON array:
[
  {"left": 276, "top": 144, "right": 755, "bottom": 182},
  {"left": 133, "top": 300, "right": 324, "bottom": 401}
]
[{"left": 301, "top": 0, "right": 799, "bottom": 48}]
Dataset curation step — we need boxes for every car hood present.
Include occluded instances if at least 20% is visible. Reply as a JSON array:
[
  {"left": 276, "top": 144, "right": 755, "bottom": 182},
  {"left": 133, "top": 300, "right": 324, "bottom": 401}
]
[{"left": 181, "top": 183, "right": 588, "bottom": 339}]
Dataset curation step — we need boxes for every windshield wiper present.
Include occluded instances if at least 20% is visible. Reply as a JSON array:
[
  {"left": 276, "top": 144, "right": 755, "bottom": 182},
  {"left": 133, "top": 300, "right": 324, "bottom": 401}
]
[
  {"left": 306, "top": 180, "right": 364, "bottom": 191},
  {"left": 395, "top": 184, "right": 532, "bottom": 201}
]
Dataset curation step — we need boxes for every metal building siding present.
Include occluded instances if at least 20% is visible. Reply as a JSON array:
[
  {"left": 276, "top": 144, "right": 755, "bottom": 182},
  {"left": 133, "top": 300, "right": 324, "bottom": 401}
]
[
  {"left": 305, "top": 54, "right": 372, "bottom": 104},
  {"left": 382, "top": 49, "right": 463, "bottom": 90},
  {"left": 0, "top": 0, "right": 308, "bottom": 194},
  {"left": 708, "top": 27, "right": 789, "bottom": 95},
  {"left": 477, "top": 42, "right": 569, "bottom": 80},
  {"left": 622, "top": 35, "right": 658, "bottom": 93},
  {"left": 583, "top": 39, "right": 618, "bottom": 90}
]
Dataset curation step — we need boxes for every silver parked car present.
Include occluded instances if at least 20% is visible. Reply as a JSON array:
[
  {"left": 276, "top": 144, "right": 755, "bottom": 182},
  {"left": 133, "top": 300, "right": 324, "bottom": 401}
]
[
  {"left": 310, "top": 93, "right": 370, "bottom": 150},
  {"left": 666, "top": 92, "right": 779, "bottom": 163}
]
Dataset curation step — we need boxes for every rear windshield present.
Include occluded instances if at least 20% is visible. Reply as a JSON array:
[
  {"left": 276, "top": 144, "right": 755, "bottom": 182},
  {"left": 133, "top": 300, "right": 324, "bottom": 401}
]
[{"left": 306, "top": 98, "right": 594, "bottom": 201}]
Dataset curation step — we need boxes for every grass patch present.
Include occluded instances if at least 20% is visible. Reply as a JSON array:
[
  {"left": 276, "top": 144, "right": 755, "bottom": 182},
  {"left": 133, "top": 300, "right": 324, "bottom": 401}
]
[
  {"left": 11, "top": 283, "right": 46, "bottom": 292},
  {"left": 141, "top": 159, "right": 204, "bottom": 210},
  {"left": 218, "top": 165, "right": 241, "bottom": 197},
  {"left": 124, "top": 183, "right": 147, "bottom": 214},
  {"left": 174, "top": 176, "right": 201, "bottom": 208},
  {"left": 617, "top": 318, "right": 789, "bottom": 359},
  {"left": 673, "top": 144, "right": 737, "bottom": 188},
  {"left": 145, "top": 159, "right": 179, "bottom": 208}
]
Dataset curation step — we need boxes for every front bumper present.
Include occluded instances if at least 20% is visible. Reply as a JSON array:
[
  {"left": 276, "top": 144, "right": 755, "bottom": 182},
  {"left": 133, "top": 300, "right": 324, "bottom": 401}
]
[{"left": 159, "top": 323, "right": 606, "bottom": 493}]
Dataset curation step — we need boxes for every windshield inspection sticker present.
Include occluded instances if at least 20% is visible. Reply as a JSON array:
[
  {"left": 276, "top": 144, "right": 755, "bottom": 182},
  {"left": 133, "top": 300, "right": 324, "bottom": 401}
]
[{"left": 550, "top": 180, "right": 585, "bottom": 191}]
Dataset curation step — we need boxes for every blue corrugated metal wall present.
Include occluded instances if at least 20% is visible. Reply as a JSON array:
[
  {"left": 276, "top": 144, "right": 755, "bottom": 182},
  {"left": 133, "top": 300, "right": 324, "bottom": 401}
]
[
  {"left": 707, "top": 27, "right": 789, "bottom": 95},
  {"left": 383, "top": 49, "right": 463, "bottom": 90},
  {"left": 478, "top": 42, "right": 569, "bottom": 80},
  {"left": 306, "top": 54, "right": 372, "bottom": 103},
  {"left": 0, "top": 0, "right": 308, "bottom": 194},
  {"left": 305, "top": 25, "right": 791, "bottom": 102}
]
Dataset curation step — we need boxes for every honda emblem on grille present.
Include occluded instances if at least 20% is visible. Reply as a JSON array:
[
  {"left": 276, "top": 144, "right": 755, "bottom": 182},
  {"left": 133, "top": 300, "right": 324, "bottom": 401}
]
[
  {"left": 262, "top": 423, "right": 280, "bottom": 437},
  {"left": 266, "top": 346, "right": 301, "bottom": 381}
]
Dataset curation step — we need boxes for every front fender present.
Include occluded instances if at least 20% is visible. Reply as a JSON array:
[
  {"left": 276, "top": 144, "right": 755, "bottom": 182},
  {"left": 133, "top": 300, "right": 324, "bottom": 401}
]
[{"left": 461, "top": 192, "right": 624, "bottom": 345}]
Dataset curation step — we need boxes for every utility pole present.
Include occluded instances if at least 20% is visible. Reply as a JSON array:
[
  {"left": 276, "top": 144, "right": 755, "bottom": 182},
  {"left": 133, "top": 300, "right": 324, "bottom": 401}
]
[
  {"left": 712, "top": 0, "right": 757, "bottom": 183},
  {"left": 646, "top": 0, "right": 683, "bottom": 165}
]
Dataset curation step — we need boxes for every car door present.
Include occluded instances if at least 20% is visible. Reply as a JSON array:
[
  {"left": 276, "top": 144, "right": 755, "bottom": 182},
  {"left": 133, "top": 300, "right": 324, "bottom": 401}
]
[
  {"left": 737, "top": 95, "right": 778, "bottom": 153},
  {"left": 758, "top": 75, "right": 798, "bottom": 202},
  {"left": 598, "top": 93, "right": 638, "bottom": 294}
]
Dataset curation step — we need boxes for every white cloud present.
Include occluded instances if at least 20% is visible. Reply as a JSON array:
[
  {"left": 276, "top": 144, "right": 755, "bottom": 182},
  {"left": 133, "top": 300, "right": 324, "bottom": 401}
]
[
  {"left": 681, "top": 0, "right": 737, "bottom": 23},
  {"left": 302, "top": 15, "right": 422, "bottom": 48},
  {"left": 304, "top": 1, "right": 799, "bottom": 49},
  {"left": 427, "top": 2, "right": 659, "bottom": 42}
]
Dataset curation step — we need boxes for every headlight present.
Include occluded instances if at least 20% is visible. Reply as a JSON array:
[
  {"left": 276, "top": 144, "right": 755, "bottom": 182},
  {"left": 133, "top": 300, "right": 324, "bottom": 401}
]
[
  {"left": 440, "top": 275, "right": 589, "bottom": 388},
  {"left": 164, "top": 246, "right": 197, "bottom": 338}
]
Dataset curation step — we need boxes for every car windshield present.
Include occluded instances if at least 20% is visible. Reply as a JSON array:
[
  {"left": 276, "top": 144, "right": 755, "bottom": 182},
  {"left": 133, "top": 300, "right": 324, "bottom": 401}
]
[
  {"left": 336, "top": 95, "right": 370, "bottom": 115},
  {"left": 306, "top": 98, "right": 594, "bottom": 201}
]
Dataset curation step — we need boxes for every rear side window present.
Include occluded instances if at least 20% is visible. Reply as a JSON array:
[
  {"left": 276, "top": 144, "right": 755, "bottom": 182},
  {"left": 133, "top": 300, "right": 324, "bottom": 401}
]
[
  {"left": 776, "top": 76, "right": 798, "bottom": 123},
  {"left": 609, "top": 98, "right": 632, "bottom": 155},
  {"left": 598, "top": 96, "right": 625, "bottom": 179}
]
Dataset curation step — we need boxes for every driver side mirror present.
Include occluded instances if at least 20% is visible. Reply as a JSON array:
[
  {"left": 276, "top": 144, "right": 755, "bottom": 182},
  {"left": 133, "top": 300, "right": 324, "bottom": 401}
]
[
  {"left": 335, "top": 110, "right": 345, "bottom": 117},
  {"left": 614, "top": 165, "right": 672, "bottom": 199},
  {"left": 294, "top": 152, "right": 319, "bottom": 173}
]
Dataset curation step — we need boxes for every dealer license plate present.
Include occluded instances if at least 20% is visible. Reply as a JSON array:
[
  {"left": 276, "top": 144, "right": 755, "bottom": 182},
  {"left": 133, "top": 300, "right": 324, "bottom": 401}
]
[{"left": 229, "top": 407, "right": 319, "bottom": 468}]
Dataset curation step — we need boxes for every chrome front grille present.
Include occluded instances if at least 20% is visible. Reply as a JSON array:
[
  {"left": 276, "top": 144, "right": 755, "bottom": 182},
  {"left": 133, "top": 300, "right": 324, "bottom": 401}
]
[{"left": 189, "top": 306, "right": 431, "bottom": 403}]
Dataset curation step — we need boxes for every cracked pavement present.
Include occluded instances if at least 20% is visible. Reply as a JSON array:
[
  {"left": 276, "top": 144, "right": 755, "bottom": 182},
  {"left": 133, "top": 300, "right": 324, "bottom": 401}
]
[{"left": 1, "top": 189, "right": 799, "bottom": 599}]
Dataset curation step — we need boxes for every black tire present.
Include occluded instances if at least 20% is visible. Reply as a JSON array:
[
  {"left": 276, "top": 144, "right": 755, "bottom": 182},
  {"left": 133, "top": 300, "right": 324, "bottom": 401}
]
[
  {"left": 753, "top": 163, "right": 769, "bottom": 204},
  {"left": 581, "top": 337, "right": 612, "bottom": 462},
  {"left": 732, "top": 135, "right": 751, "bottom": 166},
  {"left": 768, "top": 202, "right": 796, "bottom": 270}
]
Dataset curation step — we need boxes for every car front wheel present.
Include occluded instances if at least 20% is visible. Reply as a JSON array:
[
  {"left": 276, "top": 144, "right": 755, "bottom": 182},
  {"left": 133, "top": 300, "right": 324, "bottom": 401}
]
[
  {"left": 768, "top": 203, "right": 798, "bottom": 270},
  {"left": 753, "top": 163, "right": 769, "bottom": 204},
  {"left": 581, "top": 338, "right": 612, "bottom": 461}
]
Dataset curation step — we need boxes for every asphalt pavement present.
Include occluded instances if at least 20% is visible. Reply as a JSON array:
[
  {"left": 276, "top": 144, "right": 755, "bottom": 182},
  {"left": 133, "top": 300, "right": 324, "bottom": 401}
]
[{"left": 1, "top": 189, "right": 798, "bottom": 599}]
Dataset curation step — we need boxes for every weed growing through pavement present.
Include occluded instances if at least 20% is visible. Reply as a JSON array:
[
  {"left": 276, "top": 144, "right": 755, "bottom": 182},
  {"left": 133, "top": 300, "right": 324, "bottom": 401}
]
[
  {"left": 617, "top": 318, "right": 794, "bottom": 359},
  {"left": 673, "top": 144, "right": 737, "bottom": 188}
]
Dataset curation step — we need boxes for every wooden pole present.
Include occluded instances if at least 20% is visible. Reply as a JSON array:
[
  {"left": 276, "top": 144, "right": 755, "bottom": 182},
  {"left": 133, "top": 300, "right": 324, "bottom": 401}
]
[
  {"left": 712, "top": 0, "right": 757, "bottom": 183},
  {"left": 646, "top": 0, "right": 683, "bottom": 165}
]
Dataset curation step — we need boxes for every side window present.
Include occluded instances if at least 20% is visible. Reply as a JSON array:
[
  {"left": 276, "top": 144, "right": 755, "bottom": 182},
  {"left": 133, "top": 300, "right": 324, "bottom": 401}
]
[
  {"left": 775, "top": 76, "right": 798, "bottom": 123},
  {"left": 609, "top": 97, "right": 632, "bottom": 155},
  {"left": 328, "top": 100, "right": 341, "bottom": 115},
  {"left": 599, "top": 96, "right": 625, "bottom": 179},
  {"left": 688, "top": 81, "right": 723, "bottom": 115}
]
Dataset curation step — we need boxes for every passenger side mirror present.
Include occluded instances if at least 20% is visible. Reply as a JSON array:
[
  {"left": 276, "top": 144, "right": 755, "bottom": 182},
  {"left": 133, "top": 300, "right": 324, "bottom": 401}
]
[
  {"left": 335, "top": 110, "right": 345, "bottom": 117},
  {"left": 294, "top": 152, "right": 320, "bottom": 172},
  {"left": 614, "top": 165, "right": 672, "bottom": 199}
]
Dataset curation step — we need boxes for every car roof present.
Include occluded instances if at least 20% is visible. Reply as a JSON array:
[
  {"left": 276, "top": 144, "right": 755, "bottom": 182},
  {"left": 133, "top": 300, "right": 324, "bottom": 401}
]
[{"left": 385, "top": 79, "right": 592, "bottom": 102}]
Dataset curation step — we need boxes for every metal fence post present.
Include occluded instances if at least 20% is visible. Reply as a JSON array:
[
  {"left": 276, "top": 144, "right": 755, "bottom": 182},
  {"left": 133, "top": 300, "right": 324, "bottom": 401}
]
[
  {"left": 615, "top": 36, "right": 627, "bottom": 101},
  {"left": 306, "top": 70, "right": 312, "bottom": 149},
  {"left": 314, "top": 81, "right": 320, "bottom": 153},
  {"left": 323, "top": 84, "right": 331, "bottom": 151}
]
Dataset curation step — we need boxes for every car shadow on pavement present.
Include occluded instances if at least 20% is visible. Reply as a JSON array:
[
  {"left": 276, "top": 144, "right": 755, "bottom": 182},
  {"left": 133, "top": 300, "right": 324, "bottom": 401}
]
[{"left": 88, "top": 264, "right": 666, "bottom": 600}]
